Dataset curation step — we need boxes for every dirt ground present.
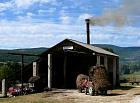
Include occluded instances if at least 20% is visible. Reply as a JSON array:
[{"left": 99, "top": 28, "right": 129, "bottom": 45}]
[{"left": 43, "top": 87, "right": 140, "bottom": 103}]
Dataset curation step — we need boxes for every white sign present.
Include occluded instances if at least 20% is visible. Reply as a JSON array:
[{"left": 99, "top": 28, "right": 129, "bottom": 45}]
[{"left": 63, "top": 46, "right": 73, "bottom": 50}]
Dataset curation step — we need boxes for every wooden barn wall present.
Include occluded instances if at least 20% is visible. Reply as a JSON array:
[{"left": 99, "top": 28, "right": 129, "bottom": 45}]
[
  {"left": 107, "top": 57, "right": 113, "bottom": 85},
  {"left": 23, "top": 64, "right": 33, "bottom": 83},
  {"left": 38, "top": 57, "right": 48, "bottom": 87}
]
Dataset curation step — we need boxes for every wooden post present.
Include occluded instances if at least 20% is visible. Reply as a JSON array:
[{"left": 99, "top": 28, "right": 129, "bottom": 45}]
[
  {"left": 113, "top": 57, "right": 117, "bottom": 87},
  {"left": 2, "top": 79, "right": 7, "bottom": 97},
  {"left": 48, "top": 54, "right": 52, "bottom": 89},
  {"left": 104, "top": 56, "right": 108, "bottom": 70},
  {"left": 63, "top": 55, "right": 67, "bottom": 88},
  {"left": 96, "top": 55, "right": 100, "bottom": 66},
  {"left": 116, "top": 58, "right": 120, "bottom": 86},
  {"left": 21, "top": 55, "right": 24, "bottom": 95},
  {"left": 33, "top": 62, "right": 38, "bottom": 76}
]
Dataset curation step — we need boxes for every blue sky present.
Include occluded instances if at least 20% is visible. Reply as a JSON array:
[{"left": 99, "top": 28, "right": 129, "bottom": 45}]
[{"left": 0, "top": 0, "right": 140, "bottom": 49}]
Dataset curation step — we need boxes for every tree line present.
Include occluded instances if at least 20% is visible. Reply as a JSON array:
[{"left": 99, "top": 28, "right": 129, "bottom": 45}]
[
  {"left": 120, "top": 62, "right": 140, "bottom": 75},
  {"left": 0, "top": 62, "right": 21, "bottom": 86}
]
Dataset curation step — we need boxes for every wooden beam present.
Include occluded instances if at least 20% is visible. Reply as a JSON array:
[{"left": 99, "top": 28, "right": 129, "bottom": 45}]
[{"left": 8, "top": 52, "right": 40, "bottom": 56}]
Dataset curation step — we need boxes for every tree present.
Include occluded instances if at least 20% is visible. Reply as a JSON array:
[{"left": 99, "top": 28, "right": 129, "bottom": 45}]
[
  {"left": 0, "top": 62, "right": 21, "bottom": 80},
  {"left": 0, "top": 64, "right": 13, "bottom": 80}
]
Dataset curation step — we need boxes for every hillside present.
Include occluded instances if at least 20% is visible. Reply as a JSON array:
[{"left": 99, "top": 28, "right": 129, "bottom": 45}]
[
  {"left": 0, "top": 48, "right": 48, "bottom": 63},
  {"left": 94, "top": 44, "right": 140, "bottom": 64},
  {"left": 0, "top": 45, "right": 140, "bottom": 65}
]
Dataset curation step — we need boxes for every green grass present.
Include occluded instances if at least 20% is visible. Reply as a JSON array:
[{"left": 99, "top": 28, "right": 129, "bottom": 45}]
[{"left": 0, "top": 93, "right": 75, "bottom": 103}]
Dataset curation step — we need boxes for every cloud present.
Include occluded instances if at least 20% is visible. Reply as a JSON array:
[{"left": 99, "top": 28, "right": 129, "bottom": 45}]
[
  {"left": 0, "top": 20, "right": 85, "bottom": 49},
  {"left": 13, "top": 0, "right": 34, "bottom": 8},
  {"left": 60, "top": 16, "right": 71, "bottom": 24},
  {"left": 77, "top": 13, "right": 93, "bottom": 25},
  {"left": 78, "top": 13, "right": 92, "bottom": 21},
  {"left": 0, "top": 19, "right": 139, "bottom": 49},
  {"left": 0, "top": 2, "right": 12, "bottom": 12},
  {"left": 13, "top": 0, "right": 55, "bottom": 8},
  {"left": 0, "top": 0, "right": 56, "bottom": 12},
  {"left": 38, "top": 8, "right": 56, "bottom": 16},
  {"left": 16, "top": 12, "right": 36, "bottom": 22},
  {"left": 91, "top": 26, "right": 140, "bottom": 46},
  {"left": 59, "top": 10, "right": 72, "bottom": 24},
  {"left": 0, "top": 0, "right": 139, "bottom": 48}
]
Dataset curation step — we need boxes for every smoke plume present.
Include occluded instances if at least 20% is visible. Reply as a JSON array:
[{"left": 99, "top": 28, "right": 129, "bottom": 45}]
[{"left": 89, "top": 0, "right": 140, "bottom": 26}]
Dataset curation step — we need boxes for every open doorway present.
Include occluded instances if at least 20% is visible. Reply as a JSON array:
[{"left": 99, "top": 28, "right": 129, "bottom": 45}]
[{"left": 51, "top": 53, "right": 96, "bottom": 89}]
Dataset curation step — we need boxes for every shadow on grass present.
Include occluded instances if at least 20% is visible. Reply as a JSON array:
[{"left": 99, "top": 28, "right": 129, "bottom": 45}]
[
  {"left": 116, "top": 85, "right": 135, "bottom": 90},
  {"left": 134, "top": 93, "right": 140, "bottom": 95},
  {"left": 42, "top": 89, "right": 73, "bottom": 98},
  {"left": 106, "top": 93, "right": 124, "bottom": 96}
]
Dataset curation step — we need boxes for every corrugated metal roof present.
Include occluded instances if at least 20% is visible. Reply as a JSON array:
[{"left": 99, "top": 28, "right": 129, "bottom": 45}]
[{"left": 68, "top": 39, "right": 119, "bottom": 57}]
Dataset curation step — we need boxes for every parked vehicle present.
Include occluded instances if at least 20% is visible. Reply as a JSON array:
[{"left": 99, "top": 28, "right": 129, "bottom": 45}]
[
  {"left": 76, "top": 74, "right": 88, "bottom": 93},
  {"left": 8, "top": 83, "right": 35, "bottom": 96},
  {"left": 76, "top": 65, "right": 111, "bottom": 96},
  {"left": 8, "top": 86, "right": 21, "bottom": 96}
]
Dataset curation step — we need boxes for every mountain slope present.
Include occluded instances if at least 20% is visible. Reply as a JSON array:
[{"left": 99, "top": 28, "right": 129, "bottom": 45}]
[
  {"left": 94, "top": 44, "right": 140, "bottom": 64},
  {"left": 0, "top": 45, "right": 140, "bottom": 65},
  {"left": 0, "top": 48, "right": 48, "bottom": 63}
]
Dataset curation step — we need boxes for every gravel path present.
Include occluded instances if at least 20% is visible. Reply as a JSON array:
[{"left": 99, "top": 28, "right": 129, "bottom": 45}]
[{"left": 44, "top": 87, "right": 140, "bottom": 103}]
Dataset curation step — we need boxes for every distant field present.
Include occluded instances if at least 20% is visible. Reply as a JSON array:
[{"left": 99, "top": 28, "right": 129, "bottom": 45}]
[{"left": 120, "top": 72, "right": 140, "bottom": 83}]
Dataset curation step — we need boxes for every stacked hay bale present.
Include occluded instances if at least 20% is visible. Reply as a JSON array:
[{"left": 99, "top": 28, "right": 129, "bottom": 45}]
[
  {"left": 28, "top": 76, "right": 44, "bottom": 92},
  {"left": 88, "top": 66, "right": 96, "bottom": 81},
  {"left": 89, "top": 65, "right": 111, "bottom": 94},
  {"left": 76, "top": 74, "right": 88, "bottom": 92}
]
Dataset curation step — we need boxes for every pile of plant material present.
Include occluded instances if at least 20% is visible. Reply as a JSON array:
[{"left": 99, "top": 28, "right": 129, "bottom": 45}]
[
  {"left": 76, "top": 74, "right": 88, "bottom": 92},
  {"left": 89, "top": 65, "right": 112, "bottom": 92}
]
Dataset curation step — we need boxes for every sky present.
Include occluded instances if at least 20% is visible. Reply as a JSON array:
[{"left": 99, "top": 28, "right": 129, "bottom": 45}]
[{"left": 0, "top": 0, "right": 140, "bottom": 49}]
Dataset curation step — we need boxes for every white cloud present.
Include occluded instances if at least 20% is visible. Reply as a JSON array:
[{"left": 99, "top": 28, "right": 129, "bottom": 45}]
[
  {"left": 0, "top": 20, "right": 85, "bottom": 49},
  {"left": 59, "top": 10, "right": 72, "bottom": 24},
  {"left": 16, "top": 12, "right": 36, "bottom": 22},
  {"left": 13, "top": 0, "right": 56, "bottom": 9},
  {"left": 40, "top": 0, "right": 56, "bottom": 4},
  {"left": 13, "top": 0, "right": 34, "bottom": 8},
  {"left": 89, "top": 26, "right": 140, "bottom": 46},
  {"left": 76, "top": 13, "right": 93, "bottom": 25},
  {"left": 0, "top": 2, "right": 12, "bottom": 12},
  {"left": 38, "top": 8, "right": 56, "bottom": 16},
  {"left": 78, "top": 13, "right": 92, "bottom": 20},
  {"left": 60, "top": 16, "right": 71, "bottom": 24},
  {"left": 0, "top": 20, "right": 139, "bottom": 49},
  {"left": 0, "top": 0, "right": 140, "bottom": 48},
  {"left": 0, "top": 0, "right": 56, "bottom": 11}
]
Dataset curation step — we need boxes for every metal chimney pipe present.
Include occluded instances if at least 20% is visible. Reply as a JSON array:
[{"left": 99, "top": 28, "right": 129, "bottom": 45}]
[{"left": 85, "top": 19, "right": 90, "bottom": 44}]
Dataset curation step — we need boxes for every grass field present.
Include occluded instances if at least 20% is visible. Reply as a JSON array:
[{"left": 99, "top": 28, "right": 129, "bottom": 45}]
[
  {"left": 0, "top": 93, "right": 75, "bottom": 103},
  {"left": 0, "top": 86, "right": 140, "bottom": 103},
  {"left": 120, "top": 72, "right": 140, "bottom": 82},
  {"left": 122, "top": 72, "right": 140, "bottom": 78}
]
